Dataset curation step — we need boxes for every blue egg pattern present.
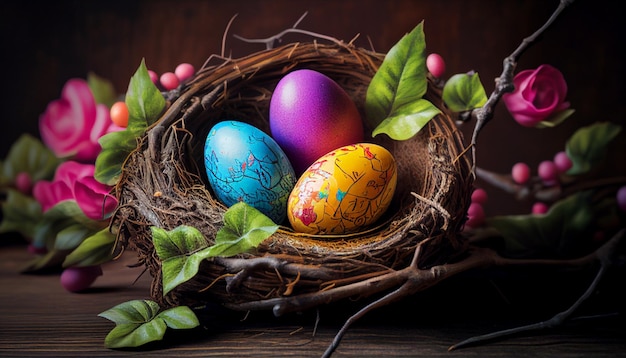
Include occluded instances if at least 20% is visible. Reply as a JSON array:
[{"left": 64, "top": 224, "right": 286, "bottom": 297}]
[{"left": 204, "top": 120, "right": 296, "bottom": 223}]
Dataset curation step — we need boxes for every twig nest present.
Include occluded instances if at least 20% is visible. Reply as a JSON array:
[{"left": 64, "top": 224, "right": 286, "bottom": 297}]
[{"left": 112, "top": 41, "right": 474, "bottom": 310}]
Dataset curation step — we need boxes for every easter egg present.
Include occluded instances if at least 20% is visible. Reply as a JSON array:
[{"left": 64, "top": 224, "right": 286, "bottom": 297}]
[
  {"left": 204, "top": 120, "right": 296, "bottom": 223},
  {"left": 269, "top": 69, "right": 364, "bottom": 175},
  {"left": 287, "top": 143, "right": 397, "bottom": 235}
]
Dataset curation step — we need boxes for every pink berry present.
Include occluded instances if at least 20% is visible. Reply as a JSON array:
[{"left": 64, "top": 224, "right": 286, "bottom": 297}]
[
  {"left": 15, "top": 172, "right": 32, "bottom": 194},
  {"left": 174, "top": 63, "right": 195, "bottom": 82},
  {"left": 426, "top": 53, "right": 446, "bottom": 78},
  {"left": 532, "top": 202, "right": 549, "bottom": 214},
  {"left": 511, "top": 162, "right": 531, "bottom": 184},
  {"left": 148, "top": 70, "right": 159, "bottom": 85},
  {"left": 471, "top": 188, "right": 488, "bottom": 205},
  {"left": 538, "top": 160, "right": 559, "bottom": 185},
  {"left": 617, "top": 186, "right": 626, "bottom": 212},
  {"left": 553, "top": 151, "right": 572, "bottom": 173},
  {"left": 465, "top": 202, "right": 485, "bottom": 228},
  {"left": 160, "top": 72, "right": 179, "bottom": 90},
  {"left": 60, "top": 265, "right": 103, "bottom": 292}
]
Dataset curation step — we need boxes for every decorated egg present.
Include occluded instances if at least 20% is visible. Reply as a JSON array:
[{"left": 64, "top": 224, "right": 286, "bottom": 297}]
[
  {"left": 204, "top": 120, "right": 296, "bottom": 223},
  {"left": 287, "top": 143, "right": 397, "bottom": 235},
  {"left": 269, "top": 69, "right": 364, "bottom": 175}
]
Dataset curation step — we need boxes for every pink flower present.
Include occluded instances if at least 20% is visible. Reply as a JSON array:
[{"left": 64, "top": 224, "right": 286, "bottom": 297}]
[
  {"left": 502, "top": 64, "right": 570, "bottom": 127},
  {"left": 33, "top": 161, "right": 117, "bottom": 220},
  {"left": 39, "top": 78, "right": 123, "bottom": 162}
]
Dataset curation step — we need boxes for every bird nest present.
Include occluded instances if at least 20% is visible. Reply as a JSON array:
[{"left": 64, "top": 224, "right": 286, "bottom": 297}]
[{"left": 111, "top": 40, "right": 474, "bottom": 313}]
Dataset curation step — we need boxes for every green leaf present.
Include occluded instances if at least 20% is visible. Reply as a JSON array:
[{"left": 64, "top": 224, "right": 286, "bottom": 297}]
[
  {"left": 566, "top": 122, "right": 622, "bottom": 175},
  {"left": 151, "top": 203, "right": 278, "bottom": 295},
  {"left": 0, "top": 188, "right": 42, "bottom": 238},
  {"left": 87, "top": 72, "right": 117, "bottom": 108},
  {"left": 20, "top": 248, "right": 72, "bottom": 273},
  {"left": 365, "top": 21, "right": 430, "bottom": 137},
  {"left": 63, "top": 228, "right": 116, "bottom": 267},
  {"left": 54, "top": 223, "right": 94, "bottom": 250},
  {"left": 535, "top": 108, "right": 575, "bottom": 128},
  {"left": 126, "top": 59, "right": 166, "bottom": 129},
  {"left": 211, "top": 201, "right": 278, "bottom": 257},
  {"left": 99, "top": 300, "right": 198, "bottom": 349},
  {"left": 0, "top": 134, "right": 60, "bottom": 185},
  {"left": 95, "top": 129, "right": 140, "bottom": 185},
  {"left": 151, "top": 226, "right": 210, "bottom": 296},
  {"left": 99, "top": 299, "right": 161, "bottom": 324},
  {"left": 157, "top": 306, "right": 200, "bottom": 329},
  {"left": 93, "top": 59, "right": 165, "bottom": 186},
  {"left": 371, "top": 99, "right": 441, "bottom": 140},
  {"left": 442, "top": 72, "right": 488, "bottom": 112},
  {"left": 487, "top": 191, "right": 597, "bottom": 259}
]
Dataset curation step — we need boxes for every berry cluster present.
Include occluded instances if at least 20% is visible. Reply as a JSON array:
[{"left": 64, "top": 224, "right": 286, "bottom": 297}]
[
  {"left": 149, "top": 62, "right": 195, "bottom": 91},
  {"left": 464, "top": 187, "right": 487, "bottom": 230},
  {"left": 511, "top": 150, "right": 572, "bottom": 214},
  {"left": 109, "top": 62, "right": 196, "bottom": 129}
]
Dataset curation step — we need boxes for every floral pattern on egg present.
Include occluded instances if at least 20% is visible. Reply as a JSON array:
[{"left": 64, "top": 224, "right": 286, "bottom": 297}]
[
  {"left": 288, "top": 143, "right": 397, "bottom": 234},
  {"left": 204, "top": 121, "right": 295, "bottom": 223}
]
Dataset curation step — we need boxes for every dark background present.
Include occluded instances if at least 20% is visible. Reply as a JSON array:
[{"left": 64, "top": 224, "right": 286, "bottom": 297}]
[{"left": 1, "top": 0, "right": 624, "bottom": 216}]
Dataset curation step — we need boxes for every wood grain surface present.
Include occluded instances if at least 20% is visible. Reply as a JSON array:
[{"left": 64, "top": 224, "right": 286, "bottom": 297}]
[{"left": 1, "top": 244, "right": 625, "bottom": 357}]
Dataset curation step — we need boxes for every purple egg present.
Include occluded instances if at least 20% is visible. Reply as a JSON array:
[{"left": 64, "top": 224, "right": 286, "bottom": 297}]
[{"left": 269, "top": 69, "right": 364, "bottom": 174}]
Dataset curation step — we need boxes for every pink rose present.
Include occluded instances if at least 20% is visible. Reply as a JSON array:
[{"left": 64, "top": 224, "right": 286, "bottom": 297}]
[
  {"left": 33, "top": 161, "right": 118, "bottom": 220},
  {"left": 39, "top": 78, "right": 123, "bottom": 162},
  {"left": 502, "top": 64, "right": 570, "bottom": 127}
]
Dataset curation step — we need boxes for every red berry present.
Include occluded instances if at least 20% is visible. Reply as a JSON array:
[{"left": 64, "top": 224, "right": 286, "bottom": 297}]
[
  {"left": 617, "top": 186, "right": 626, "bottom": 212},
  {"left": 15, "top": 172, "right": 32, "bottom": 194},
  {"left": 465, "top": 202, "right": 485, "bottom": 228},
  {"left": 426, "top": 53, "right": 446, "bottom": 78},
  {"left": 532, "top": 202, "right": 549, "bottom": 214},
  {"left": 538, "top": 160, "right": 559, "bottom": 185},
  {"left": 148, "top": 70, "right": 159, "bottom": 85},
  {"left": 175, "top": 63, "right": 195, "bottom": 82},
  {"left": 511, "top": 162, "right": 531, "bottom": 184},
  {"left": 110, "top": 101, "right": 129, "bottom": 128},
  {"left": 553, "top": 151, "right": 572, "bottom": 173},
  {"left": 471, "top": 188, "right": 488, "bottom": 205},
  {"left": 160, "top": 72, "right": 179, "bottom": 90},
  {"left": 60, "top": 265, "right": 103, "bottom": 292}
]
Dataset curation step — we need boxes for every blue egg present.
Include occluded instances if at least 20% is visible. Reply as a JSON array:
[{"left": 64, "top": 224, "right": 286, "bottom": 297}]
[{"left": 204, "top": 120, "right": 296, "bottom": 223}]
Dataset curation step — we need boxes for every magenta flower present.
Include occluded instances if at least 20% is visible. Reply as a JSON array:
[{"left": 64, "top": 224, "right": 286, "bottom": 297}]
[
  {"left": 32, "top": 161, "right": 118, "bottom": 220},
  {"left": 39, "top": 78, "right": 123, "bottom": 162},
  {"left": 502, "top": 64, "right": 571, "bottom": 127}
]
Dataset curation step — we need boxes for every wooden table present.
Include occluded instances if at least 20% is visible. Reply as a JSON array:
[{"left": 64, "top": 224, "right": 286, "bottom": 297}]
[{"left": 1, "top": 243, "right": 625, "bottom": 357}]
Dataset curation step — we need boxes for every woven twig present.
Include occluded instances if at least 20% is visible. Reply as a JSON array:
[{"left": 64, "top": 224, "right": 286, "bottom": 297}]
[{"left": 112, "top": 41, "right": 474, "bottom": 310}]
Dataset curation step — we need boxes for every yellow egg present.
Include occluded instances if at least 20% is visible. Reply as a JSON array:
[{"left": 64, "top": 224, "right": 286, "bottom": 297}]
[{"left": 287, "top": 143, "right": 397, "bottom": 235}]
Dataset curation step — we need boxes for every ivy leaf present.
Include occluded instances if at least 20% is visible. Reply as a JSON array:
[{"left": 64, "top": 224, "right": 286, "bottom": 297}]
[
  {"left": 442, "top": 72, "right": 488, "bottom": 112},
  {"left": 0, "top": 188, "right": 42, "bottom": 238},
  {"left": 487, "top": 191, "right": 597, "bottom": 259},
  {"left": 94, "top": 59, "right": 165, "bottom": 186},
  {"left": 63, "top": 228, "right": 116, "bottom": 267},
  {"left": 0, "top": 134, "right": 60, "bottom": 186},
  {"left": 151, "top": 202, "right": 278, "bottom": 296},
  {"left": 366, "top": 21, "right": 437, "bottom": 140},
  {"left": 566, "top": 121, "right": 622, "bottom": 176},
  {"left": 87, "top": 72, "right": 117, "bottom": 108},
  {"left": 99, "top": 300, "right": 199, "bottom": 349},
  {"left": 211, "top": 201, "right": 278, "bottom": 257},
  {"left": 157, "top": 306, "right": 200, "bottom": 329},
  {"left": 151, "top": 225, "right": 210, "bottom": 296}
]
